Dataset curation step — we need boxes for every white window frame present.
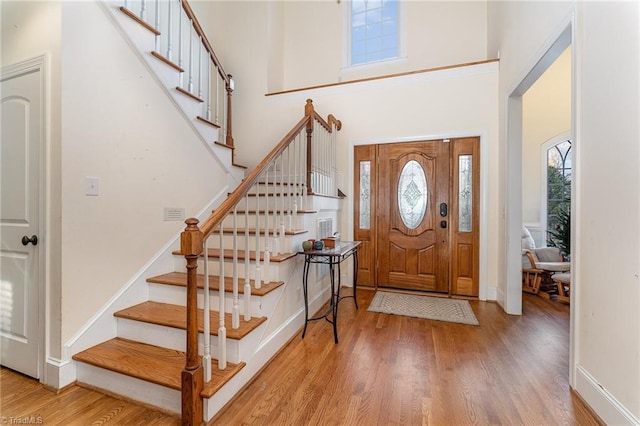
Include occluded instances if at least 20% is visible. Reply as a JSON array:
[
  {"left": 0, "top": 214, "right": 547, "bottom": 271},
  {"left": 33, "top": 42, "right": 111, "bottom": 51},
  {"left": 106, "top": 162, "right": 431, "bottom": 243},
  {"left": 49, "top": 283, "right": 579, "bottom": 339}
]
[
  {"left": 540, "top": 132, "right": 572, "bottom": 244},
  {"left": 342, "top": 0, "right": 405, "bottom": 70}
]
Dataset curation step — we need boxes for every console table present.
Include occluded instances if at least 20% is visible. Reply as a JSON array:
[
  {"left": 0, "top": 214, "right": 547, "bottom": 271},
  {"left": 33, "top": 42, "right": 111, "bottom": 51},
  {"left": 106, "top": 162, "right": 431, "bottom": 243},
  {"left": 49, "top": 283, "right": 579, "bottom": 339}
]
[{"left": 298, "top": 241, "right": 361, "bottom": 344}]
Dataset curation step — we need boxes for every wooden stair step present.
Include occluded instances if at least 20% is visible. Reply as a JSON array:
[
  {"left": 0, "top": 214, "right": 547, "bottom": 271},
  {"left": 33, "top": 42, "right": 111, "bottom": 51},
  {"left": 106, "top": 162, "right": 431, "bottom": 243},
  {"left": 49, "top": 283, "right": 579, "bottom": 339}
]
[
  {"left": 73, "top": 337, "right": 244, "bottom": 393},
  {"left": 172, "top": 248, "right": 297, "bottom": 263},
  {"left": 114, "top": 301, "right": 267, "bottom": 340},
  {"left": 212, "top": 227, "right": 307, "bottom": 236},
  {"left": 147, "top": 272, "right": 283, "bottom": 296},
  {"left": 119, "top": 7, "right": 160, "bottom": 35}
]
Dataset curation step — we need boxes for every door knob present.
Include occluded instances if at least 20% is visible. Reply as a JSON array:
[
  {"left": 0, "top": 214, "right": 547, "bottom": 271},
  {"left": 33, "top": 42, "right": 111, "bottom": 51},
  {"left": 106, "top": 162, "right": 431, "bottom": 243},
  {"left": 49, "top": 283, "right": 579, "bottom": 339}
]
[{"left": 21, "top": 235, "right": 38, "bottom": 246}]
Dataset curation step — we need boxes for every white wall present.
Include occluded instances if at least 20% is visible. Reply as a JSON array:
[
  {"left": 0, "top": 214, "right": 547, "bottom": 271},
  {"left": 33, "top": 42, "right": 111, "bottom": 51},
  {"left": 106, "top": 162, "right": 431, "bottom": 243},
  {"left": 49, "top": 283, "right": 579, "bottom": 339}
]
[
  {"left": 281, "top": 1, "right": 487, "bottom": 91},
  {"left": 489, "top": 0, "right": 640, "bottom": 423},
  {"left": 58, "top": 1, "right": 228, "bottom": 344},
  {"left": 522, "top": 47, "right": 571, "bottom": 227}
]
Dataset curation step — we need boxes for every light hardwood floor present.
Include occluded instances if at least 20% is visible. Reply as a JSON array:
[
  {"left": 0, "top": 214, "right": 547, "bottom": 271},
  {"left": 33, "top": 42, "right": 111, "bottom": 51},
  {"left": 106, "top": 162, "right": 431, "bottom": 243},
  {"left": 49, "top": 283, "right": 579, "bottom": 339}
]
[{"left": 1, "top": 290, "right": 601, "bottom": 425}]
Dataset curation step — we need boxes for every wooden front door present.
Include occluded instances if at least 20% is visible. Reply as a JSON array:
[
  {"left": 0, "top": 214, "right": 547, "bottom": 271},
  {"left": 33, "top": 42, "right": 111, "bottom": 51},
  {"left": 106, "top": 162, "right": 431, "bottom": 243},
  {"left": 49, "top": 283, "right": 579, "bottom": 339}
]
[{"left": 354, "top": 138, "right": 479, "bottom": 296}]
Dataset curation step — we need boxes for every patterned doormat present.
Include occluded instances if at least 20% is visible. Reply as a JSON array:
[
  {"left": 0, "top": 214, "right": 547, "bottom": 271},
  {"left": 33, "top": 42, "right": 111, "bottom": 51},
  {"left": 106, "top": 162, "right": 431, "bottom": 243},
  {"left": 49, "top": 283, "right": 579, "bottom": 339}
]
[{"left": 368, "top": 291, "right": 479, "bottom": 326}]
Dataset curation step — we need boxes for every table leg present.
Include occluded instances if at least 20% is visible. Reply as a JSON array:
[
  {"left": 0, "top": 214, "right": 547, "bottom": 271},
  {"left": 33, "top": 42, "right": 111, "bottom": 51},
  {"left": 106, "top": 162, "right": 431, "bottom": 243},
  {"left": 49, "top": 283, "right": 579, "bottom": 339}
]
[
  {"left": 330, "top": 261, "right": 338, "bottom": 344},
  {"left": 301, "top": 256, "right": 310, "bottom": 338},
  {"left": 353, "top": 249, "right": 359, "bottom": 309}
]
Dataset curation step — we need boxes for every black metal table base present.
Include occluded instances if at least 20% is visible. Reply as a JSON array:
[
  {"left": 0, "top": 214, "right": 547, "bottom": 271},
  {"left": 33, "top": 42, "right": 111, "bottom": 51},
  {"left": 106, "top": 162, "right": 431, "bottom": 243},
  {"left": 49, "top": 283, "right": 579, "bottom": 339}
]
[{"left": 299, "top": 241, "right": 361, "bottom": 344}]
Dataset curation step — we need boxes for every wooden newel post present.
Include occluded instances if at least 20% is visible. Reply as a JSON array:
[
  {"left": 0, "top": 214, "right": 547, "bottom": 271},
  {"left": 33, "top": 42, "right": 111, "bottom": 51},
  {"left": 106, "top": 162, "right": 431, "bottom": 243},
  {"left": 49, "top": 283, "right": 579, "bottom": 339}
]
[
  {"left": 225, "top": 74, "right": 234, "bottom": 149},
  {"left": 305, "top": 99, "right": 314, "bottom": 195},
  {"left": 180, "top": 218, "right": 204, "bottom": 425}
]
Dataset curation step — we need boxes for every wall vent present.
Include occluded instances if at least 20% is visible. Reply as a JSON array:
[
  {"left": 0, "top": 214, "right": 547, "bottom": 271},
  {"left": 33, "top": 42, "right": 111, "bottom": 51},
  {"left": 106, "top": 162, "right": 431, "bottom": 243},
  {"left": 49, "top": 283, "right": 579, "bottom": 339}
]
[
  {"left": 164, "top": 208, "right": 185, "bottom": 221},
  {"left": 317, "top": 218, "right": 333, "bottom": 240}
]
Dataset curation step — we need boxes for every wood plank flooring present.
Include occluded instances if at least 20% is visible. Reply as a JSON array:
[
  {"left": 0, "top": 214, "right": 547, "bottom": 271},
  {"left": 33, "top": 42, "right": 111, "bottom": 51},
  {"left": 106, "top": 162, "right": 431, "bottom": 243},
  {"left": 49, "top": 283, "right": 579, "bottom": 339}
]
[
  {"left": 212, "top": 290, "right": 601, "bottom": 425},
  {"left": 1, "top": 291, "right": 601, "bottom": 425}
]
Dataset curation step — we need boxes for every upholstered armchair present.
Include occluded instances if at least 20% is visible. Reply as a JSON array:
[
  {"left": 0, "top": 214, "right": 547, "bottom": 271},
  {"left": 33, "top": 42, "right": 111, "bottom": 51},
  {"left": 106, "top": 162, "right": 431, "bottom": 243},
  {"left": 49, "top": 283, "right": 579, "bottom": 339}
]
[{"left": 522, "top": 225, "right": 570, "bottom": 296}]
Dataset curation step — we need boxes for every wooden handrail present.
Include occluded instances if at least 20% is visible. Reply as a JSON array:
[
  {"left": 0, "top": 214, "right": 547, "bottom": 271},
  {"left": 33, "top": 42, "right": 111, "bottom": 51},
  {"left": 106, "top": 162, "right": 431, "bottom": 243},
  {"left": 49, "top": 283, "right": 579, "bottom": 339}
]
[
  {"left": 181, "top": 0, "right": 229, "bottom": 84},
  {"left": 179, "top": 99, "right": 341, "bottom": 424},
  {"left": 200, "top": 115, "right": 308, "bottom": 238}
]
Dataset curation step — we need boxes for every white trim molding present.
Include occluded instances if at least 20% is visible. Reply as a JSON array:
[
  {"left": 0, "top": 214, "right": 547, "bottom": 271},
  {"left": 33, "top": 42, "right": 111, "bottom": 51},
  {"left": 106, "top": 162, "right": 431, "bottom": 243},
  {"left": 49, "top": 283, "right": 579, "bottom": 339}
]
[{"left": 575, "top": 366, "right": 640, "bottom": 425}]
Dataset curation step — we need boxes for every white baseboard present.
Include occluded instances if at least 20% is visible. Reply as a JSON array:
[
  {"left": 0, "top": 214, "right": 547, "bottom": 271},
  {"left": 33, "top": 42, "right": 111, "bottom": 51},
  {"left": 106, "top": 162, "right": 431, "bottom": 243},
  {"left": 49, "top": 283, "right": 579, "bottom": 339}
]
[
  {"left": 485, "top": 285, "right": 498, "bottom": 301},
  {"left": 44, "top": 357, "right": 76, "bottom": 389},
  {"left": 575, "top": 365, "right": 640, "bottom": 425}
]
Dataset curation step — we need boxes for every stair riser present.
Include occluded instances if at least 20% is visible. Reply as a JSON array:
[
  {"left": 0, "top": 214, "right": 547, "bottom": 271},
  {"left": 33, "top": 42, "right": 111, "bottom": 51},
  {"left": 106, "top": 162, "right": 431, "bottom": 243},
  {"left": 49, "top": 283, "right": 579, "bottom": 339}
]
[
  {"left": 202, "top": 257, "right": 300, "bottom": 283},
  {"left": 76, "top": 362, "right": 181, "bottom": 414},
  {"left": 219, "top": 213, "right": 303, "bottom": 232},
  {"left": 172, "top": 255, "right": 297, "bottom": 283},
  {"left": 116, "top": 317, "right": 244, "bottom": 364},
  {"left": 148, "top": 282, "right": 268, "bottom": 317},
  {"left": 243, "top": 196, "right": 307, "bottom": 212},
  {"left": 202, "top": 234, "right": 296, "bottom": 253}
]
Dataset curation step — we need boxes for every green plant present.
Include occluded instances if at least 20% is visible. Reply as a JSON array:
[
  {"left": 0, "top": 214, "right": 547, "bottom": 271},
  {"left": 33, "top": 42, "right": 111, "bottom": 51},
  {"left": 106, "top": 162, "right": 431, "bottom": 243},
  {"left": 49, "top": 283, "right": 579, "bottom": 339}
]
[{"left": 547, "top": 206, "right": 570, "bottom": 258}]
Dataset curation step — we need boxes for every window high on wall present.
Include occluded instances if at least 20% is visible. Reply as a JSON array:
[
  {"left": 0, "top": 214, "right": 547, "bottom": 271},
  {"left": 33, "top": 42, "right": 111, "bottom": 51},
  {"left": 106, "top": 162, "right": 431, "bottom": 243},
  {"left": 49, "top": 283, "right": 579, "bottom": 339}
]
[{"left": 350, "top": 0, "right": 399, "bottom": 66}]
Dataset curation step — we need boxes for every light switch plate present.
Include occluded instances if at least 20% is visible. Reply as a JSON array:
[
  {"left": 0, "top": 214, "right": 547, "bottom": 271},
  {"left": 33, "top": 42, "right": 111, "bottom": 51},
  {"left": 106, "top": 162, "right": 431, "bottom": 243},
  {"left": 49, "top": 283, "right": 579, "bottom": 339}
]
[{"left": 85, "top": 177, "right": 99, "bottom": 196}]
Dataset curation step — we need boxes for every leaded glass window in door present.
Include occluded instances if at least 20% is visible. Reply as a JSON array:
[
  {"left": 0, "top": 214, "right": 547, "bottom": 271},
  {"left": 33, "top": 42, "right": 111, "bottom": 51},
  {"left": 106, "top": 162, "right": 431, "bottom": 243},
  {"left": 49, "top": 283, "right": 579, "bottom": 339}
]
[
  {"left": 397, "top": 160, "right": 427, "bottom": 229},
  {"left": 359, "top": 161, "right": 371, "bottom": 229},
  {"left": 458, "top": 155, "right": 472, "bottom": 232}
]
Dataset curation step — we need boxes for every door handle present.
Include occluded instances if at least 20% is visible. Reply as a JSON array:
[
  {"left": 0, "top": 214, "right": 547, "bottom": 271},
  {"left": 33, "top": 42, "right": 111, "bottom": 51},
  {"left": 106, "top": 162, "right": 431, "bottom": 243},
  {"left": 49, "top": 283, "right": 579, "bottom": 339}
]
[{"left": 22, "top": 235, "right": 38, "bottom": 246}]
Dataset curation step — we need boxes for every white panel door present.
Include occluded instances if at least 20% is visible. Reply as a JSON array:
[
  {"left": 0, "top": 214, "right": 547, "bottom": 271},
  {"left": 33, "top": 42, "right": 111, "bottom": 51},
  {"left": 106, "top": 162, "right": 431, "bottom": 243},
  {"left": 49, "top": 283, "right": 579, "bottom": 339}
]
[{"left": 0, "top": 62, "right": 43, "bottom": 379}]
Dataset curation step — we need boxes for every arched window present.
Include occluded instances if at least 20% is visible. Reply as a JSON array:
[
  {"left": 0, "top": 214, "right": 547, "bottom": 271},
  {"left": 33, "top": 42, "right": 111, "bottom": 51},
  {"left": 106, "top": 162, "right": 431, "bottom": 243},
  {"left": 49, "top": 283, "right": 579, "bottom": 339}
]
[{"left": 546, "top": 139, "right": 571, "bottom": 254}]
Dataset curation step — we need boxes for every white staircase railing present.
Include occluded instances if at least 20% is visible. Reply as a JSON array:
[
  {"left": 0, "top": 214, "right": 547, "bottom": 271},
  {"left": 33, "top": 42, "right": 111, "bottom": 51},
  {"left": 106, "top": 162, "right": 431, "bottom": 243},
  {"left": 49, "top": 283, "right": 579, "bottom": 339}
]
[
  {"left": 120, "top": 0, "right": 235, "bottom": 148},
  {"left": 179, "top": 99, "right": 341, "bottom": 423}
]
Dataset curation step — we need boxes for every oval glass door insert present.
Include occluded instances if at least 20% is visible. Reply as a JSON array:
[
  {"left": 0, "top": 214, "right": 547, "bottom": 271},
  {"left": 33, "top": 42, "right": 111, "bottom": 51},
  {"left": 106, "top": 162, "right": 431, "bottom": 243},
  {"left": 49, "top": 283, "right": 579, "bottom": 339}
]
[{"left": 397, "top": 160, "right": 427, "bottom": 229}]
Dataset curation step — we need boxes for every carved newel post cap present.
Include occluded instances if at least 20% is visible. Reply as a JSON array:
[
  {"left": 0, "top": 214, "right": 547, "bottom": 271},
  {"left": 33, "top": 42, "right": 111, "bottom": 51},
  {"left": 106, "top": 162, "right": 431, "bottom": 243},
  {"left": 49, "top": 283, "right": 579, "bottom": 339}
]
[{"left": 181, "top": 218, "right": 203, "bottom": 256}]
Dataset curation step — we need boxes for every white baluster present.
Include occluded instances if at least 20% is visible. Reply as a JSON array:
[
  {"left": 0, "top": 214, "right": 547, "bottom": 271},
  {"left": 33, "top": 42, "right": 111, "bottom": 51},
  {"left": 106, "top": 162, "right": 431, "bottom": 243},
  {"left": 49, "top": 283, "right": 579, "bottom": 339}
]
[
  {"left": 154, "top": 0, "right": 159, "bottom": 52},
  {"left": 273, "top": 164, "right": 280, "bottom": 255},
  {"left": 243, "top": 197, "right": 252, "bottom": 320},
  {"left": 203, "top": 237, "right": 211, "bottom": 382},
  {"left": 286, "top": 146, "right": 292, "bottom": 232},
  {"left": 178, "top": 0, "right": 183, "bottom": 87},
  {"left": 293, "top": 137, "right": 298, "bottom": 219},
  {"left": 215, "top": 70, "right": 220, "bottom": 125},
  {"left": 280, "top": 154, "right": 286, "bottom": 252},
  {"left": 197, "top": 38, "right": 202, "bottom": 99},
  {"left": 218, "top": 226, "right": 226, "bottom": 370},
  {"left": 263, "top": 169, "right": 270, "bottom": 285},
  {"left": 140, "top": 0, "right": 146, "bottom": 20},
  {"left": 188, "top": 20, "right": 193, "bottom": 93},
  {"left": 254, "top": 183, "right": 262, "bottom": 290},
  {"left": 232, "top": 207, "right": 239, "bottom": 329},
  {"left": 206, "top": 59, "right": 211, "bottom": 121},
  {"left": 166, "top": 0, "right": 172, "bottom": 60}
]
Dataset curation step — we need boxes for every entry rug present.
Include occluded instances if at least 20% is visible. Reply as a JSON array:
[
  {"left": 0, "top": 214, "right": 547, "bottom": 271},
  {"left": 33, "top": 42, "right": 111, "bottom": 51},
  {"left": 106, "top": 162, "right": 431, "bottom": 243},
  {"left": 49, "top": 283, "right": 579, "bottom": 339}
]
[{"left": 368, "top": 291, "right": 479, "bottom": 326}]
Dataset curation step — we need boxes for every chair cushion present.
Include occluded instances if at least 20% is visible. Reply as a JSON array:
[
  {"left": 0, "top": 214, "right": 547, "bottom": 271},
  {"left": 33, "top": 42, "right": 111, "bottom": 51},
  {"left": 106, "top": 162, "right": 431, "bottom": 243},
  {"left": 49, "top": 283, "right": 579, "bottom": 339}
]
[
  {"left": 552, "top": 272, "right": 571, "bottom": 283},
  {"left": 521, "top": 225, "right": 536, "bottom": 251},
  {"left": 534, "top": 246, "right": 563, "bottom": 262},
  {"left": 535, "top": 262, "right": 571, "bottom": 272}
]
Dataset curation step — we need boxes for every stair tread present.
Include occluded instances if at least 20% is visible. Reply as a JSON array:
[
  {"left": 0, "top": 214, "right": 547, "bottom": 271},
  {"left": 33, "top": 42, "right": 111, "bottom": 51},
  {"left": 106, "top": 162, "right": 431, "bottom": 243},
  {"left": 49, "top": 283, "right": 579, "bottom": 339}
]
[
  {"left": 213, "top": 227, "right": 308, "bottom": 236},
  {"left": 115, "top": 301, "right": 267, "bottom": 340},
  {"left": 172, "top": 248, "right": 297, "bottom": 262},
  {"left": 147, "top": 272, "right": 283, "bottom": 296},
  {"left": 73, "top": 337, "right": 244, "bottom": 392}
]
